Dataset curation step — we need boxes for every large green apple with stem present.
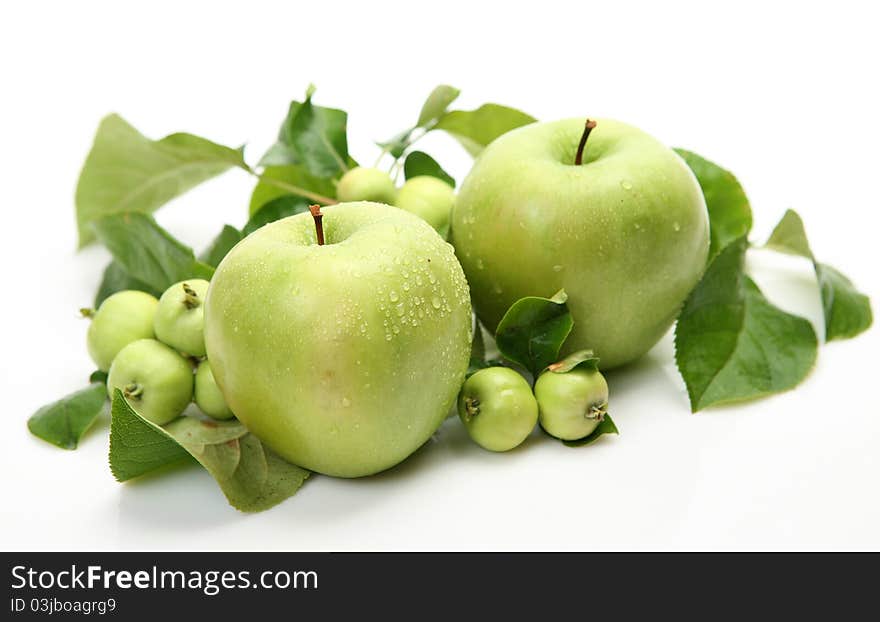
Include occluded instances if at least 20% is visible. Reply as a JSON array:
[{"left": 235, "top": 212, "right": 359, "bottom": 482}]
[
  {"left": 452, "top": 118, "right": 710, "bottom": 369},
  {"left": 204, "top": 202, "right": 472, "bottom": 477}
]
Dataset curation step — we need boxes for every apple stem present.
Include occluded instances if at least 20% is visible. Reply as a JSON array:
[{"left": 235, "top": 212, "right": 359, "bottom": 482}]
[
  {"left": 182, "top": 283, "right": 200, "bottom": 310},
  {"left": 309, "top": 204, "right": 325, "bottom": 246},
  {"left": 574, "top": 119, "right": 598, "bottom": 166},
  {"left": 79, "top": 308, "right": 94, "bottom": 319}
]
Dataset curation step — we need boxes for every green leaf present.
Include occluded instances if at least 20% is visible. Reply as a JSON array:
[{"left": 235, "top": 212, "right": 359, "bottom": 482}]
[
  {"left": 93, "top": 261, "right": 161, "bottom": 308},
  {"left": 467, "top": 321, "right": 488, "bottom": 377},
  {"left": 110, "top": 392, "right": 310, "bottom": 512},
  {"left": 259, "top": 90, "right": 349, "bottom": 177},
  {"left": 674, "top": 237, "right": 818, "bottom": 411},
  {"left": 377, "top": 129, "right": 414, "bottom": 160},
  {"left": 243, "top": 196, "right": 311, "bottom": 236},
  {"left": 817, "top": 264, "right": 873, "bottom": 340},
  {"left": 495, "top": 290, "right": 573, "bottom": 376},
  {"left": 200, "top": 225, "right": 243, "bottom": 268},
  {"left": 28, "top": 383, "right": 106, "bottom": 450},
  {"left": 764, "top": 209, "right": 872, "bottom": 341},
  {"left": 764, "top": 209, "right": 813, "bottom": 258},
  {"left": 89, "top": 370, "right": 108, "bottom": 384},
  {"left": 546, "top": 349, "right": 599, "bottom": 374},
  {"left": 403, "top": 151, "right": 455, "bottom": 188},
  {"left": 434, "top": 104, "right": 537, "bottom": 156},
  {"left": 91, "top": 212, "right": 214, "bottom": 292},
  {"left": 417, "top": 85, "right": 461, "bottom": 127},
  {"left": 249, "top": 165, "right": 338, "bottom": 215},
  {"left": 76, "top": 114, "right": 246, "bottom": 247},
  {"left": 562, "top": 414, "right": 619, "bottom": 447},
  {"left": 674, "top": 149, "right": 752, "bottom": 258}
]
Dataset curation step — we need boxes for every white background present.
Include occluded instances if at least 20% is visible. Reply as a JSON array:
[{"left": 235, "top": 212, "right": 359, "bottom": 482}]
[{"left": 1, "top": 1, "right": 878, "bottom": 551}]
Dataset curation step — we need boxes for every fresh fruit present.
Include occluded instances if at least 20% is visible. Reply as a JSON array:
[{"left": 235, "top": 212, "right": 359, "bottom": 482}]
[
  {"left": 534, "top": 366, "right": 608, "bottom": 441},
  {"left": 194, "top": 360, "right": 234, "bottom": 420},
  {"left": 457, "top": 367, "right": 538, "bottom": 451},
  {"left": 204, "top": 201, "right": 472, "bottom": 477},
  {"left": 153, "top": 279, "right": 210, "bottom": 357},
  {"left": 395, "top": 175, "right": 455, "bottom": 237},
  {"left": 336, "top": 167, "right": 397, "bottom": 204},
  {"left": 451, "top": 118, "right": 710, "bottom": 368},
  {"left": 85, "top": 290, "right": 159, "bottom": 372},
  {"left": 107, "top": 339, "right": 194, "bottom": 425}
]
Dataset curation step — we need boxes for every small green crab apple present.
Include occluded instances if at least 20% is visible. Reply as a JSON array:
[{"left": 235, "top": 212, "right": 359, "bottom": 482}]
[
  {"left": 534, "top": 362, "right": 609, "bottom": 441},
  {"left": 84, "top": 290, "right": 159, "bottom": 372},
  {"left": 194, "top": 360, "right": 234, "bottom": 420},
  {"left": 336, "top": 167, "right": 397, "bottom": 204},
  {"left": 457, "top": 367, "right": 538, "bottom": 452},
  {"left": 154, "top": 279, "right": 210, "bottom": 357},
  {"left": 394, "top": 176, "right": 455, "bottom": 238},
  {"left": 107, "top": 339, "right": 194, "bottom": 425}
]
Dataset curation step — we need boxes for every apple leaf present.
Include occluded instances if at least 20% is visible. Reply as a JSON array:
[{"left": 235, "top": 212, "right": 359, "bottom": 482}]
[
  {"left": 546, "top": 349, "right": 599, "bottom": 374},
  {"left": 404, "top": 151, "right": 456, "bottom": 188},
  {"left": 109, "top": 392, "right": 310, "bottom": 512},
  {"left": 764, "top": 209, "right": 872, "bottom": 341},
  {"left": 258, "top": 88, "right": 349, "bottom": 178},
  {"left": 434, "top": 104, "right": 537, "bottom": 156},
  {"left": 674, "top": 148, "right": 752, "bottom": 259},
  {"left": 75, "top": 114, "right": 247, "bottom": 247},
  {"left": 417, "top": 85, "right": 461, "bottom": 128},
  {"left": 249, "top": 164, "right": 338, "bottom": 215},
  {"left": 28, "top": 383, "right": 107, "bottom": 450},
  {"left": 562, "top": 414, "right": 619, "bottom": 448},
  {"left": 674, "top": 237, "right": 818, "bottom": 412},
  {"left": 200, "top": 225, "right": 244, "bottom": 268},
  {"left": 89, "top": 370, "right": 108, "bottom": 384},
  {"left": 243, "top": 195, "right": 312, "bottom": 236},
  {"left": 495, "top": 290, "right": 574, "bottom": 377},
  {"left": 378, "top": 85, "right": 462, "bottom": 158},
  {"left": 91, "top": 212, "right": 214, "bottom": 292},
  {"left": 467, "top": 322, "right": 489, "bottom": 377},
  {"left": 93, "top": 260, "right": 161, "bottom": 308}
]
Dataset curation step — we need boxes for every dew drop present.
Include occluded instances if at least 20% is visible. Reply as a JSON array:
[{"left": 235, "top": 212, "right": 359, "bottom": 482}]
[
  {"left": 620, "top": 180, "right": 633, "bottom": 190},
  {"left": 341, "top": 397, "right": 352, "bottom": 408},
  {"left": 389, "top": 291, "right": 399, "bottom": 302},
  {"left": 552, "top": 264, "right": 563, "bottom": 272},
  {"left": 431, "top": 296, "right": 442, "bottom": 309},
  {"left": 673, "top": 222, "right": 681, "bottom": 232}
]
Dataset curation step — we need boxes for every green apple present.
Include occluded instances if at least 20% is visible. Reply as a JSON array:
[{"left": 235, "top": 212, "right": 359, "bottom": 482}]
[
  {"left": 336, "top": 167, "right": 397, "bottom": 204},
  {"left": 153, "top": 279, "right": 210, "bottom": 357},
  {"left": 107, "top": 338, "right": 194, "bottom": 425},
  {"left": 534, "top": 366, "right": 608, "bottom": 441},
  {"left": 194, "top": 360, "right": 234, "bottom": 420},
  {"left": 204, "top": 201, "right": 472, "bottom": 477},
  {"left": 85, "top": 290, "right": 158, "bottom": 372},
  {"left": 395, "top": 176, "right": 455, "bottom": 238},
  {"left": 457, "top": 367, "right": 538, "bottom": 452},
  {"left": 451, "top": 118, "right": 710, "bottom": 369}
]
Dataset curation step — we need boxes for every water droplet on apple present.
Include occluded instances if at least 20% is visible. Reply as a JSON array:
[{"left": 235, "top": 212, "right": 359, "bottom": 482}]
[
  {"left": 403, "top": 283, "right": 410, "bottom": 291},
  {"left": 389, "top": 291, "right": 399, "bottom": 302},
  {"left": 395, "top": 303, "right": 405, "bottom": 316},
  {"left": 342, "top": 397, "right": 351, "bottom": 408},
  {"left": 476, "top": 259, "right": 485, "bottom": 270},
  {"left": 673, "top": 222, "right": 681, "bottom": 232},
  {"left": 620, "top": 180, "right": 633, "bottom": 190},
  {"left": 553, "top": 264, "right": 563, "bottom": 272},
  {"left": 431, "top": 296, "right": 442, "bottom": 309}
]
